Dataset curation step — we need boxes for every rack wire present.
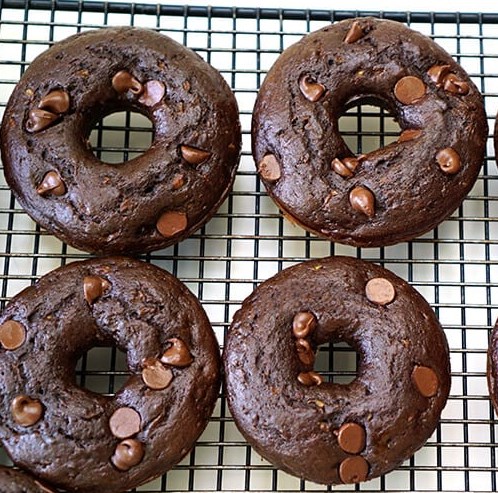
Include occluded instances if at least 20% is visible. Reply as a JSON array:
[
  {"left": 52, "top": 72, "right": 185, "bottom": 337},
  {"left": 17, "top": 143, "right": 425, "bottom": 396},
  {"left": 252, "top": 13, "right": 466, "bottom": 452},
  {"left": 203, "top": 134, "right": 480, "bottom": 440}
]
[{"left": 1, "top": 1, "right": 498, "bottom": 492}]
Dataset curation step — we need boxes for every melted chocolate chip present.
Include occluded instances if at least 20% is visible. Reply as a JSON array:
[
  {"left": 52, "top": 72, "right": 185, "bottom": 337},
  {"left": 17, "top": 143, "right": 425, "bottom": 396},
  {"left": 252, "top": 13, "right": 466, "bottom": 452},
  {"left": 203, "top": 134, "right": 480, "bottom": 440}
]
[
  {"left": 335, "top": 422, "right": 366, "bottom": 454},
  {"left": 332, "top": 157, "right": 359, "bottom": 178},
  {"left": 11, "top": 395, "right": 43, "bottom": 427},
  {"left": 299, "top": 75, "right": 325, "bottom": 102},
  {"left": 394, "top": 76, "right": 426, "bottom": 105},
  {"left": 109, "top": 407, "right": 141, "bottom": 439},
  {"left": 26, "top": 109, "right": 59, "bottom": 133},
  {"left": 443, "top": 73, "right": 470, "bottom": 95},
  {"left": 36, "top": 171, "right": 66, "bottom": 196},
  {"left": 112, "top": 70, "right": 143, "bottom": 95},
  {"left": 161, "top": 338, "right": 194, "bottom": 367},
  {"left": 180, "top": 145, "right": 211, "bottom": 165},
  {"left": 171, "top": 173, "right": 185, "bottom": 191},
  {"left": 436, "top": 147, "right": 461, "bottom": 175},
  {"left": 349, "top": 186, "right": 375, "bottom": 218},
  {"left": 295, "top": 338, "right": 315, "bottom": 366},
  {"left": 138, "top": 80, "right": 165, "bottom": 106},
  {"left": 142, "top": 358, "right": 173, "bottom": 390},
  {"left": 427, "top": 64, "right": 451, "bottom": 86},
  {"left": 292, "top": 311, "right": 317, "bottom": 339},
  {"left": 365, "top": 277, "right": 396, "bottom": 306},
  {"left": 38, "top": 89, "right": 70, "bottom": 114},
  {"left": 83, "top": 275, "right": 110, "bottom": 305},
  {"left": 111, "top": 439, "right": 145, "bottom": 471},
  {"left": 156, "top": 211, "right": 188, "bottom": 238},
  {"left": 297, "top": 371, "right": 323, "bottom": 386},
  {"left": 339, "top": 456, "right": 369, "bottom": 484},
  {"left": 344, "top": 21, "right": 365, "bottom": 44},
  {"left": 412, "top": 365, "right": 439, "bottom": 397},
  {"left": 0, "top": 320, "right": 26, "bottom": 350},
  {"left": 258, "top": 154, "right": 281, "bottom": 182},
  {"left": 398, "top": 129, "right": 422, "bottom": 143}
]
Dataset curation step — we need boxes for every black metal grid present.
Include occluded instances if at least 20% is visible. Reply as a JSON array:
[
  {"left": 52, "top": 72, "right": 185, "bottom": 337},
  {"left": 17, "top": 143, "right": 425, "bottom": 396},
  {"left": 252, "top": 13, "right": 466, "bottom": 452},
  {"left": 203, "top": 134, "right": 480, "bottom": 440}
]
[{"left": 0, "top": 2, "right": 498, "bottom": 492}]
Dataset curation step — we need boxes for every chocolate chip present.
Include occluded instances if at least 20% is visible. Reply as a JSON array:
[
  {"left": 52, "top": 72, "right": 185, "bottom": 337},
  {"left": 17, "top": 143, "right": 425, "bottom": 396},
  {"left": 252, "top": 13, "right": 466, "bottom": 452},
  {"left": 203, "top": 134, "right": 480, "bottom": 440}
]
[
  {"left": 180, "top": 145, "right": 211, "bottom": 165},
  {"left": 344, "top": 21, "right": 365, "bottom": 43},
  {"left": 109, "top": 407, "right": 141, "bottom": 439},
  {"left": 11, "top": 395, "right": 43, "bottom": 427},
  {"left": 36, "top": 170, "right": 66, "bottom": 196},
  {"left": 111, "top": 439, "right": 145, "bottom": 471},
  {"left": 138, "top": 80, "right": 165, "bottom": 106},
  {"left": 427, "top": 64, "right": 451, "bottom": 86},
  {"left": 292, "top": 311, "right": 317, "bottom": 339},
  {"left": 83, "top": 275, "right": 110, "bottom": 305},
  {"left": 398, "top": 129, "right": 422, "bottom": 143},
  {"left": 365, "top": 277, "right": 396, "bottom": 306},
  {"left": 443, "top": 73, "right": 470, "bottom": 95},
  {"left": 332, "top": 157, "right": 359, "bottom": 178},
  {"left": 299, "top": 75, "right": 325, "bottom": 102},
  {"left": 394, "top": 76, "right": 426, "bottom": 105},
  {"left": 339, "top": 456, "right": 369, "bottom": 484},
  {"left": 142, "top": 358, "right": 173, "bottom": 390},
  {"left": 412, "top": 365, "right": 439, "bottom": 397},
  {"left": 297, "top": 371, "right": 323, "bottom": 386},
  {"left": 26, "top": 109, "right": 59, "bottom": 133},
  {"left": 161, "top": 338, "right": 194, "bottom": 367},
  {"left": 349, "top": 186, "right": 375, "bottom": 218},
  {"left": 38, "top": 89, "right": 70, "bottom": 114},
  {"left": 258, "top": 154, "right": 281, "bottom": 182},
  {"left": 112, "top": 70, "right": 143, "bottom": 95},
  {"left": 335, "top": 422, "right": 366, "bottom": 454},
  {"left": 436, "top": 147, "right": 461, "bottom": 175},
  {"left": 156, "top": 211, "right": 188, "bottom": 238},
  {"left": 171, "top": 173, "right": 185, "bottom": 190},
  {"left": 295, "top": 338, "right": 315, "bottom": 366},
  {"left": 0, "top": 320, "right": 26, "bottom": 350}
]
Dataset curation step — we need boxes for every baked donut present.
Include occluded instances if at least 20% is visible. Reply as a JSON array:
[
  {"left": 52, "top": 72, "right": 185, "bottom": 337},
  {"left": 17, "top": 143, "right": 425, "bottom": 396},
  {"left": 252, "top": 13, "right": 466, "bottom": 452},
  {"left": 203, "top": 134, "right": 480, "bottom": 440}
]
[
  {"left": 0, "top": 257, "right": 220, "bottom": 492},
  {"left": 1, "top": 27, "right": 241, "bottom": 255},
  {"left": 495, "top": 112, "right": 498, "bottom": 169},
  {"left": 0, "top": 466, "right": 56, "bottom": 492},
  {"left": 224, "top": 256, "right": 450, "bottom": 484},
  {"left": 252, "top": 17, "right": 487, "bottom": 247},
  {"left": 487, "top": 319, "right": 498, "bottom": 414}
]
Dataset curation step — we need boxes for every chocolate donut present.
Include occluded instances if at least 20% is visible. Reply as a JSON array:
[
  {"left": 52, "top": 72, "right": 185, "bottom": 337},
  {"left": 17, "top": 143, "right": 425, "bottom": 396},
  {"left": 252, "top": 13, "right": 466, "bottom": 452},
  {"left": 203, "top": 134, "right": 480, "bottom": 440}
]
[
  {"left": 1, "top": 27, "right": 241, "bottom": 255},
  {"left": 487, "top": 319, "right": 498, "bottom": 415},
  {"left": 224, "top": 256, "right": 450, "bottom": 485},
  {"left": 495, "top": 112, "right": 498, "bottom": 169},
  {"left": 252, "top": 17, "right": 487, "bottom": 247},
  {"left": 0, "top": 466, "right": 56, "bottom": 492},
  {"left": 0, "top": 257, "right": 220, "bottom": 492}
]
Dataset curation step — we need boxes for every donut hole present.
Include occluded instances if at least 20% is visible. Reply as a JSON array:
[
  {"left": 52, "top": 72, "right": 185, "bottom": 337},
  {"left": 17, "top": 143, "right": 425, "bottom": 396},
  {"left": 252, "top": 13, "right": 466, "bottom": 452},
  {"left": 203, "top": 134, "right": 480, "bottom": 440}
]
[
  {"left": 338, "top": 98, "right": 401, "bottom": 155},
  {"left": 76, "top": 346, "right": 131, "bottom": 396},
  {"left": 314, "top": 340, "right": 359, "bottom": 385},
  {"left": 88, "top": 110, "right": 153, "bottom": 164}
]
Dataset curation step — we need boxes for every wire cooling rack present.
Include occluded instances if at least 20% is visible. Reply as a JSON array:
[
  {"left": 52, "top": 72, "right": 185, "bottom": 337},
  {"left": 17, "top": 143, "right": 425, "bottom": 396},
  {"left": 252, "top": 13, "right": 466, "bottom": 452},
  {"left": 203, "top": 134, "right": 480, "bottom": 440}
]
[{"left": 1, "top": 2, "right": 498, "bottom": 492}]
